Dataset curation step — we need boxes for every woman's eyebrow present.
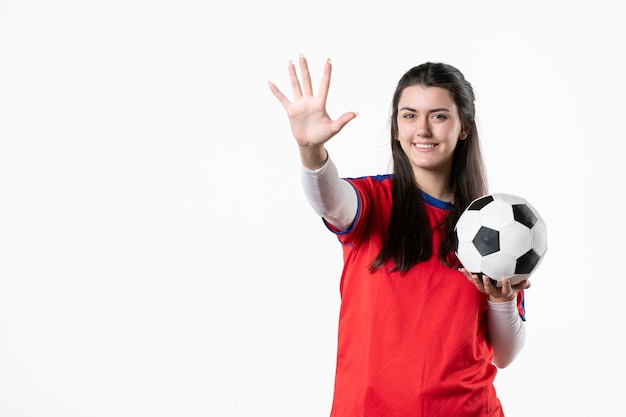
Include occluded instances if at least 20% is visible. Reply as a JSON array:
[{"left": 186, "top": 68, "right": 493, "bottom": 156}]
[{"left": 399, "top": 106, "right": 452, "bottom": 112}]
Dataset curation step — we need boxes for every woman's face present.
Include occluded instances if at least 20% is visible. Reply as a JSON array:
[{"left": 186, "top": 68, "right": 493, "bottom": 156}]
[{"left": 396, "top": 85, "right": 465, "bottom": 181}]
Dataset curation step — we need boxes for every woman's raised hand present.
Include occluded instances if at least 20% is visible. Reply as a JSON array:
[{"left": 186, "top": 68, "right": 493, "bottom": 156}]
[{"left": 268, "top": 55, "right": 357, "bottom": 168}]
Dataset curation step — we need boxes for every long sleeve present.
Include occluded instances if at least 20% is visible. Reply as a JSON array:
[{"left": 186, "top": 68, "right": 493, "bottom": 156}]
[
  {"left": 487, "top": 297, "right": 526, "bottom": 368},
  {"left": 300, "top": 154, "right": 358, "bottom": 230}
]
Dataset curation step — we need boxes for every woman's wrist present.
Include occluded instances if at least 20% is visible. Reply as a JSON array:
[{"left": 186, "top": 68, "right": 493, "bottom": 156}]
[
  {"left": 488, "top": 293, "right": 517, "bottom": 303},
  {"left": 299, "top": 146, "right": 328, "bottom": 170}
]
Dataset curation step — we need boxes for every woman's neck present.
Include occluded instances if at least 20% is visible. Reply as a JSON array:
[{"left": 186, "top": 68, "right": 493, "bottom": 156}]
[{"left": 414, "top": 169, "right": 453, "bottom": 203}]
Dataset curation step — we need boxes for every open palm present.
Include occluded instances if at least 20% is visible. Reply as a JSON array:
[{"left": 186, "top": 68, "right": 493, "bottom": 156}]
[{"left": 269, "top": 55, "right": 357, "bottom": 149}]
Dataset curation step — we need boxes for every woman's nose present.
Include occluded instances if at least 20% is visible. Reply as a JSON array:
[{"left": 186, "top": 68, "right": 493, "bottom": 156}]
[{"left": 415, "top": 117, "right": 430, "bottom": 137}]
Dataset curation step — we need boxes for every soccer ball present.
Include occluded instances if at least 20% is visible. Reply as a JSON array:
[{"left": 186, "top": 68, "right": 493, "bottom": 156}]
[{"left": 454, "top": 193, "right": 547, "bottom": 286}]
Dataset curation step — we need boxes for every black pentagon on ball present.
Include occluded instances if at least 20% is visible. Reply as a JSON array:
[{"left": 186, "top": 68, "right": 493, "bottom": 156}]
[
  {"left": 473, "top": 226, "right": 500, "bottom": 256},
  {"left": 467, "top": 195, "right": 494, "bottom": 211},
  {"left": 515, "top": 249, "right": 541, "bottom": 274},
  {"left": 512, "top": 204, "right": 537, "bottom": 228}
]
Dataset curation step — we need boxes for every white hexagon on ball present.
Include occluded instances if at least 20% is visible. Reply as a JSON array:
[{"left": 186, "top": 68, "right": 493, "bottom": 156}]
[
  {"left": 478, "top": 199, "right": 514, "bottom": 231},
  {"left": 500, "top": 221, "right": 532, "bottom": 256}
]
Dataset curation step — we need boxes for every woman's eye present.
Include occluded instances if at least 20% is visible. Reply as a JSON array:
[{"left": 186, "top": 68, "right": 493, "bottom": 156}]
[
  {"left": 403, "top": 113, "right": 415, "bottom": 119},
  {"left": 432, "top": 114, "right": 447, "bottom": 121}
]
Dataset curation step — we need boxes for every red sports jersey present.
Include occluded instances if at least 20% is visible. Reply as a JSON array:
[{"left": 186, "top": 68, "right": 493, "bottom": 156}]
[{"left": 324, "top": 174, "right": 525, "bottom": 417}]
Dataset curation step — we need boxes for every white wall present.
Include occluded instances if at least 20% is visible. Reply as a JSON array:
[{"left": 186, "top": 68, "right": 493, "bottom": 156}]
[{"left": 1, "top": 1, "right": 624, "bottom": 416}]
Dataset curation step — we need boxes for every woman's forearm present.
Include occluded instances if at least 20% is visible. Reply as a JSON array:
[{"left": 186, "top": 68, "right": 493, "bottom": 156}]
[{"left": 300, "top": 154, "right": 358, "bottom": 230}]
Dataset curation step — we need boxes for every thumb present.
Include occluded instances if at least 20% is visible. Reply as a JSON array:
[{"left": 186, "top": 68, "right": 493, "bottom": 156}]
[{"left": 331, "top": 111, "right": 358, "bottom": 135}]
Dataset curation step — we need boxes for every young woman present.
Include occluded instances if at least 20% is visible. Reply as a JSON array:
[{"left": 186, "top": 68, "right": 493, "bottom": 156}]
[{"left": 269, "top": 55, "right": 530, "bottom": 417}]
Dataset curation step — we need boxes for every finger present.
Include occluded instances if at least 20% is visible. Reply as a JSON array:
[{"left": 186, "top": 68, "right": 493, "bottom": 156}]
[
  {"left": 288, "top": 59, "right": 303, "bottom": 99},
  {"left": 317, "top": 58, "right": 332, "bottom": 103},
  {"left": 459, "top": 269, "right": 484, "bottom": 290},
  {"left": 512, "top": 279, "right": 531, "bottom": 291},
  {"left": 500, "top": 277, "right": 514, "bottom": 298},
  {"left": 298, "top": 54, "right": 314, "bottom": 96},
  {"left": 268, "top": 81, "right": 292, "bottom": 109},
  {"left": 475, "top": 274, "right": 486, "bottom": 289},
  {"left": 467, "top": 272, "right": 484, "bottom": 289},
  {"left": 503, "top": 278, "right": 524, "bottom": 300},
  {"left": 482, "top": 275, "right": 495, "bottom": 293}
]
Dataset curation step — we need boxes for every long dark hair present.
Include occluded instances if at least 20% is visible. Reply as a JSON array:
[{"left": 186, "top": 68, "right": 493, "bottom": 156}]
[{"left": 370, "top": 62, "right": 487, "bottom": 273}]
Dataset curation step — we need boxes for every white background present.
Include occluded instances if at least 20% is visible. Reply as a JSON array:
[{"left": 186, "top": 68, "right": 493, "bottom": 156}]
[{"left": 1, "top": 1, "right": 624, "bottom": 416}]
